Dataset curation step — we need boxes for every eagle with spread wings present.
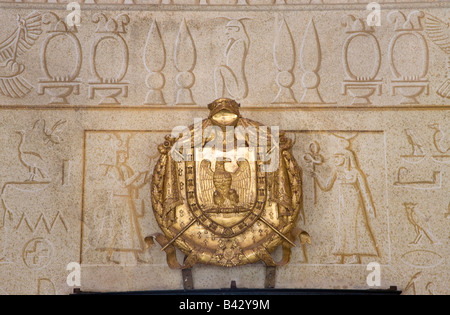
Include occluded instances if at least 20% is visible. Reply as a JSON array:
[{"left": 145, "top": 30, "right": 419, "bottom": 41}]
[
  {"left": 425, "top": 15, "right": 450, "bottom": 98},
  {"left": 0, "top": 11, "right": 42, "bottom": 98},
  {"left": 199, "top": 159, "right": 253, "bottom": 210}
]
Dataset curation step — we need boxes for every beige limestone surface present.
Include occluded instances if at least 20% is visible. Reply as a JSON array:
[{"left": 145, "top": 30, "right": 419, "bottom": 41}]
[{"left": 0, "top": 1, "right": 448, "bottom": 295}]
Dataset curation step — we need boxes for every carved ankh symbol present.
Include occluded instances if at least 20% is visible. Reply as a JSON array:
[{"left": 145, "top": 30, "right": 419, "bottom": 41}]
[{"left": 304, "top": 141, "right": 324, "bottom": 205}]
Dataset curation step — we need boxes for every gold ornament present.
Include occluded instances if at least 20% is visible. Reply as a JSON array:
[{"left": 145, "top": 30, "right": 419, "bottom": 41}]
[{"left": 148, "top": 98, "right": 309, "bottom": 269}]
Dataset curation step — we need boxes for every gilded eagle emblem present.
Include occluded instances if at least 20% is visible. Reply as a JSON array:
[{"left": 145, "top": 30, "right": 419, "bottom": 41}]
[
  {"left": 199, "top": 159, "right": 252, "bottom": 211},
  {"left": 149, "top": 98, "right": 310, "bottom": 269}
]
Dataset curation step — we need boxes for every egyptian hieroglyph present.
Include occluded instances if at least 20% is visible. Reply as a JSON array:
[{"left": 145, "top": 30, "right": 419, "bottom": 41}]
[{"left": 0, "top": 1, "right": 448, "bottom": 295}]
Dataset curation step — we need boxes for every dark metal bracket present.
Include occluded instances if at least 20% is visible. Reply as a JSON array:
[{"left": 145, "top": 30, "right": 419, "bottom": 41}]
[
  {"left": 265, "top": 266, "right": 276, "bottom": 289},
  {"left": 182, "top": 268, "right": 194, "bottom": 290}
]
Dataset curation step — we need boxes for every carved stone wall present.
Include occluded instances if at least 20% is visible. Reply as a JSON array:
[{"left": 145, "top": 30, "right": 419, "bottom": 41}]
[{"left": 0, "top": 1, "right": 448, "bottom": 295}]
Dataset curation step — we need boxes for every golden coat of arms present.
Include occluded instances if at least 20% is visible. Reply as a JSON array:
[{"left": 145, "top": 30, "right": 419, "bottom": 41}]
[{"left": 149, "top": 99, "right": 309, "bottom": 269}]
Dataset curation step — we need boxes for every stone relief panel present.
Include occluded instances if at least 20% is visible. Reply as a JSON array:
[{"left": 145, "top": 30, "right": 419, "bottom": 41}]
[
  {"left": 389, "top": 118, "right": 448, "bottom": 276},
  {"left": 0, "top": 11, "right": 42, "bottom": 99},
  {"left": 290, "top": 131, "right": 390, "bottom": 265},
  {"left": 0, "top": 6, "right": 448, "bottom": 108},
  {"left": 0, "top": 110, "right": 446, "bottom": 294},
  {"left": 0, "top": 3, "right": 448, "bottom": 295},
  {"left": 0, "top": 115, "right": 80, "bottom": 294},
  {"left": 81, "top": 131, "right": 161, "bottom": 265}
]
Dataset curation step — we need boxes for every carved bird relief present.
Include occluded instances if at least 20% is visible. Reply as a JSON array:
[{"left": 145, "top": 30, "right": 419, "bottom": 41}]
[
  {"left": 16, "top": 129, "right": 49, "bottom": 182},
  {"left": 404, "top": 203, "right": 440, "bottom": 245},
  {"left": 0, "top": 12, "right": 42, "bottom": 99},
  {"left": 425, "top": 15, "right": 450, "bottom": 98},
  {"left": 405, "top": 129, "right": 425, "bottom": 156},
  {"left": 428, "top": 123, "right": 449, "bottom": 154}
]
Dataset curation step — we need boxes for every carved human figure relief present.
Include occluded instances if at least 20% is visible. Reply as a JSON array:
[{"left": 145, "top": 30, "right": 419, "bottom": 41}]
[
  {"left": 311, "top": 133, "right": 380, "bottom": 264},
  {"left": 82, "top": 132, "right": 158, "bottom": 265},
  {"left": 94, "top": 134, "right": 152, "bottom": 264},
  {"left": 38, "top": 12, "right": 82, "bottom": 105},
  {"left": 143, "top": 19, "right": 166, "bottom": 105},
  {"left": 424, "top": 15, "right": 450, "bottom": 99},
  {"left": 0, "top": 11, "right": 42, "bottom": 99},
  {"left": 89, "top": 14, "right": 130, "bottom": 105},
  {"left": 214, "top": 18, "right": 249, "bottom": 101},
  {"left": 341, "top": 15, "right": 382, "bottom": 105},
  {"left": 310, "top": 133, "right": 379, "bottom": 264},
  {"left": 388, "top": 11, "right": 429, "bottom": 104}
]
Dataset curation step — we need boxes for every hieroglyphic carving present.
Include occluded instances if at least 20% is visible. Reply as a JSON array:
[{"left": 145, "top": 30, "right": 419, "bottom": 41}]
[
  {"left": 394, "top": 167, "right": 442, "bottom": 190},
  {"left": 14, "top": 119, "right": 66, "bottom": 181},
  {"left": 143, "top": 19, "right": 166, "bottom": 105},
  {"left": 342, "top": 15, "right": 382, "bottom": 105},
  {"left": 22, "top": 237, "right": 54, "bottom": 270},
  {"left": 309, "top": 133, "right": 379, "bottom": 264},
  {"left": 0, "top": 119, "right": 68, "bottom": 266},
  {"left": 299, "top": 18, "right": 325, "bottom": 104},
  {"left": 445, "top": 202, "right": 450, "bottom": 219},
  {"left": 89, "top": 14, "right": 130, "bottom": 105},
  {"left": 400, "top": 125, "right": 449, "bottom": 164},
  {"left": 400, "top": 199, "right": 444, "bottom": 270},
  {"left": 425, "top": 15, "right": 450, "bottom": 99},
  {"left": 0, "top": 11, "right": 41, "bottom": 99},
  {"left": 403, "top": 271, "right": 422, "bottom": 295},
  {"left": 426, "top": 282, "right": 437, "bottom": 295},
  {"left": 401, "top": 250, "right": 444, "bottom": 269},
  {"left": 62, "top": 159, "right": 70, "bottom": 186},
  {"left": 401, "top": 129, "right": 426, "bottom": 164},
  {"left": 37, "top": 278, "right": 56, "bottom": 295},
  {"left": 403, "top": 272, "right": 441, "bottom": 295},
  {"left": 273, "top": 17, "right": 297, "bottom": 104},
  {"left": 174, "top": 19, "right": 196, "bottom": 105},
  {"left": 303, "top": 141, "right": 324, "bottom": 205},
  {"left": 388, "top": 11, "right": 429, "bottom": 104},
  {"left": 38, "top": 12, "right": 82, "bottom": 105},
  {"left": 15, "top": 211, "right": 68, "bottom": 234},
  {"left": 214, "top": 18, "right": 250, "bottom": 101},
  {"left": 16, "top": 127, "right": 50, "bottom": 182},
  {"left": 428, "top": 123, "right": 450, "bottom": 163},
  {"left": 404, "top": 203, "right": 440, "bottom": 245}
]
